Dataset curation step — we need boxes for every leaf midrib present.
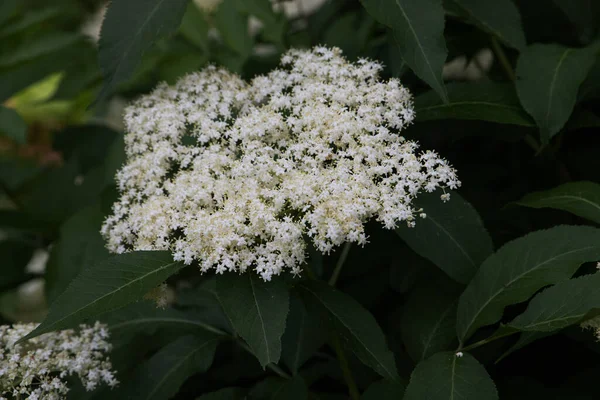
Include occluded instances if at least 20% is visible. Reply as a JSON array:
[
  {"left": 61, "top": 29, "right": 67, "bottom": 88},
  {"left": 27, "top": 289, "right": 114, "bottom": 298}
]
[
  {"left": 419, "top": 301, "right": 456, "bottom": 361},
  {"left": 460, "top": 245, "right": 595, "bottom": 341},
  {"left": 544, "top": 48, "right": 572, "bottom": 129},
  {"left": 522, "top": 194, "right": 600, "bottom": 215},
  {"left": 24, "top": 259, "right": 180, "bottom": 339},
  {"left": 300, "top": 284, "right": 397, "bottom": 380},
  {"left": 250, "top": 274, "right": 272, "bottom": 362},
  {"left": 427, "top": 214, "right": 477, "bottom": 270}
]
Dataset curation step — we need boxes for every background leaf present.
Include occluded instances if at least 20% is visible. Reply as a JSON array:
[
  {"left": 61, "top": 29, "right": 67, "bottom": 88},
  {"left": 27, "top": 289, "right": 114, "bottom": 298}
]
[
  {"left": 415, "top": 82, "right": 534, "bottom": 126},
  {"left": 20, "top": 251, "right": 184, "bottom": 341},
  {"left": 0, "top": 106, "right": 27, "bottom": 144},
  {"left": 297, "top": 280, "right": 399, "bottom": 381},
  {"left": 516, "top": 181, "right": 600, "bottom": 224},
  {"left": 456, "top": 225, "right": 600, "bottom": 343},
  {"left": 360, "top": 0, "right": 448, "bottom": 102},
  {"left": 216, "top": 273, "right": 289, "bottom": 368},
  {"left": 396, "top": 191, "right": 493, "bottom": 283},
  {"left": 516, "top": 42, "right": 599, "bottom": 143},
  {"left": 404, "top": 352, "right": 498, "bottom": 400},
  {"left": 401, "top": 283, "right": 458, "bottom": 362},
  {"left": 114, "top": 333, "right": 220, "bottom": 400},
  {"left": 448, "top": 0, "right": 526, "bottom": 50},
  {"left": 97, "top": 0, "right": 189, "bottom": 102}
]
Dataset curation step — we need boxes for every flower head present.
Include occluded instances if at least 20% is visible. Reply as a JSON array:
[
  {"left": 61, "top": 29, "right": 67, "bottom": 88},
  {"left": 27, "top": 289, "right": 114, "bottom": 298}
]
[
  {"left": 0, "top": 322, "right": 118, "bottom": 399},
  {"left": 102, "top": 46, "right": 460, "bottom": 281}
]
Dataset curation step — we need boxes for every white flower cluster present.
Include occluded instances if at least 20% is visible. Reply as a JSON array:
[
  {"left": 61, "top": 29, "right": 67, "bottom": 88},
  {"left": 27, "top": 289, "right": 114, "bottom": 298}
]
[
  {"left": 0, "top": 322, "right": 118, "bottom": 399},
  {"left": 102, "top": 46, "right": 460, "bottom": 281}
]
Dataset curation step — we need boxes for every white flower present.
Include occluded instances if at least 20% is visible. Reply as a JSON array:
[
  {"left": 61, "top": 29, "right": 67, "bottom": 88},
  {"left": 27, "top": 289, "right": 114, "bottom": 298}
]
[
  {"left": 0, "top": 322, "right": 118, "bottom": 399},
  {"left": 102, "top": 46, "right": 461, "bottom": 281},
  {"left": 193, "top": 0, "right": 223, "bottom": 13}
]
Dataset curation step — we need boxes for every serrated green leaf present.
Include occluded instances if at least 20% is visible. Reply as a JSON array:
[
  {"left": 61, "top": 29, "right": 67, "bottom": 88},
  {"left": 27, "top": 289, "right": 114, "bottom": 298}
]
[
  {"left": 96, "top": 0, "right": 189, "bottom": 102},
  {"left": 401, "top": 284, "right": 458, "bottom": 362},
  {"left": 516, "top": 181, "right": 600, "bottom": 224},
  {"left": 281, "top": 293, "right": 327, "bottom": 375},
  {"left": 516, "top": 42, "right": 599, "bottom": 143},
  {"left": 396, "top": 191, "right": 493, "bottom": 283},
  {"left": 115, "top": 333, "right": 220, "bottom": 400},
  {"left": 448, "top": 0, "right": 526, "bottom": 50},
  {"left": 508, "top": 272, "right": 600, "bottom": 332},
  {"left": 0, "top": 106, "right": 27, "bottom": 144},
  {"left": 404, "top": 352, "right": 498, "bottom": 400},
  {"left": 216, "top": 273, "right": 289, "bottom": 368},
  {"left": 297, "top": 280, "right": 399, "bottom": 381},
  {"left": 456, "top": 225, "right": 600, "bottom": 343},
  {"left": 19, "top": 251, "right": 184, "bottom": 342},
  {"left": 415, "top": 82, "right": 535, "bottom": 126},
  {"left": 361, "top": 380, "right": 405, "bottom": 399},
  {"left": 360, "top": 0, "right": 448, "bottom": 102},
  {"left": 45, "top": 203, "right": 109, "bottom": 303},
  {"left": 249, "top": 376, "right": 308, "bottom": 400}
]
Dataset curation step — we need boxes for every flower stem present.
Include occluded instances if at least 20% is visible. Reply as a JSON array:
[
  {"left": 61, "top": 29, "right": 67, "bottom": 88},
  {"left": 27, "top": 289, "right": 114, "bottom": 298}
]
[
  {"left": 328, "top": 242, "right": 352, "bottom": 286},
  {"left": 330, "top": 333, "right": 361, "bottom": 400}
]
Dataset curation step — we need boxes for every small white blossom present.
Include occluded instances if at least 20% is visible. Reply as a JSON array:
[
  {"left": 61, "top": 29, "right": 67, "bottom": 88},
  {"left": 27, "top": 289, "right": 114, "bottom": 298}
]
[
  {"left": 455, "top": 352, "right": 464, "bottom": 358},
  {"left": 102, "top": 46, "right": 460, "bottom": 281},
  {"left": 0, "top": 322, "right": 118, "bottom": 399}
]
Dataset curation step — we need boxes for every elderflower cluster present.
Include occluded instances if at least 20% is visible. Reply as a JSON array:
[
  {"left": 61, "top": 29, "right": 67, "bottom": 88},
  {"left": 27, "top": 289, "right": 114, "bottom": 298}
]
[
  {"left": 0, "top": 322, "right": 118, "bottom": 399},
  {"left": 102, "top": 46, "right": 460, "bottom": 281}
]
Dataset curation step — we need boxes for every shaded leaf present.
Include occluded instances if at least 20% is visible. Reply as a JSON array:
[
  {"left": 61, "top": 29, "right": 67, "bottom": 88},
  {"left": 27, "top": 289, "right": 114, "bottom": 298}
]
[
  {"left": 281, "top": 293, "right": 327, "bottom": 375},
  {"left": 360, "top": 0, "right": 448, "bottom": 102},
  {"left": 249, "top": 376, "right": 308, "bottom": 400},
  {"left": 516, "top": 181, "right": 600, "bottom": 224},
  {"left": 180, "top": 2, "right": 210, "bottom": 52},
  {"left": 401, "top": 284, "right": 458, "bottom": 362},
  {"left": 0, "top": 33, "right": 80, "bottom": 68},
  {"left": 396, "top": 191, "right": 493, "bottom": 283},
  {"left": 97, "top": 0, "right": 189, "bottom": 102},
  {"left": 508, "top": 272, "right": 600, "bottom": 332},
  {"left": 361, "top": 380, "right": 405, "bottom": 399},
  {"left": 0, "top": 239, "right": 34, "bottom": 291},
  {"left": 19, "top": 251, "right": 184, "bottom": 342},
  {"left": 448, "top": 0, "right": 525, "bottom": 50},
  {"left": 197, "top": 388, "right": 246, "bottom": 400},
  {"left": 214, "top": 0, "right": 253, "bottom": 57},
  {"left": 0, "top": 106, "right": 27, "bottom": 144},
  {"left": 404, "top": 352, "right": 498, "bottom": 400},
  {"left": 45, "top": 203, "right": 109, "bottom": 303},
  {"left": 297, "top": 280, "right": 399, "bottom": 381},
  {"left": 115, "top": 333, "right": 220, "bottom": 400},
  {"left": 415, "top": 82, "right": 534, "bottom": 126},
  {"left": 216, "top": 273, "right": 289, "bottom": 368},
  {"left": 516, "top": 42, "right": 599, "bottom": 143},
  {"left": 456, "top": 225, "right": 600, "bottom": 343}
]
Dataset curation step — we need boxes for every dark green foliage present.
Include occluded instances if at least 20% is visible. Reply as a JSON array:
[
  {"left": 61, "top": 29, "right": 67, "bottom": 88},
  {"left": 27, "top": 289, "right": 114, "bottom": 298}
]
[{"left": 3, "top": 0, "right": 600, "bottom": 398}]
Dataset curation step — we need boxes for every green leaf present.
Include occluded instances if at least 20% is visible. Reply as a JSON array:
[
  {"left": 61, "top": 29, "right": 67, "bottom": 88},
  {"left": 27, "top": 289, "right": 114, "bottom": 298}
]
[
  {"left": 214, "top": 0, "right": 253, "bottom": 58},
  {"left": 360, "top": 0, "right": 448, "bottom": 102},
  {"left": 249, "top": 376, "right": 308, "bottom": 400},
  {"left": 297, "top": 280, "right": 399, "bottom": 381},
  {"left": 180, "top": 2, "right": 210, "bottom": 52},
  {"left": 19, "top": 251, "right": 184, "bottom": 342},
  {"left": 404, "top": 352, "right": 498, "bottom": 400},
  {"left": 508, "top": 272, "right": 600, "bottom": 332},
  {"left": 516, "top": 181, "right": 600, "bottom": 224},
  {"left": 236, "top": 0, "right": 286, "bottom": 46},
  {"left": 0, "top": 106, "right": 27, "bottom": 144},
  {"left": 0, "top": 239, "right": 34, "bottom": 291},
  {"left": 361, "top": 380, "right": 406, "bottom": 399},
  {"left": 447, "top": 0, "right": 526, "bottom": 50},
  {"left": 396, "top": 191, "right": 493, "bottom": 283},
  {"left": 401, "top": 284, "right": 458, "bottom": 362},
  {"left": 456, "top": 225, "right": 600, "bottom": 343},
  {"left": 97, "top": 0, "right": 189, "bottom": 102},
  {"left": 216, "top": 273, "right": 289, "bottom": 368},
  {"left": 281, "top": 293, "right": 327, "bottom": 375},
  {"left": 45, "top": 203, "right": 110, "bottom": 303},
  {"left": 415, "top": 82, "right": 535, "bottom": 126},
  {"left": 0, "top": 33, "right": 80, "bottom": 68},
  {"left": 115, "top": 333, "right": 220, "bottom": 400},
  {"left": 515, "top": 42, "right": 599, "bottom": 143},
  {"left": 197, "top": 388, "right": 246, "bottom": 400}
]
